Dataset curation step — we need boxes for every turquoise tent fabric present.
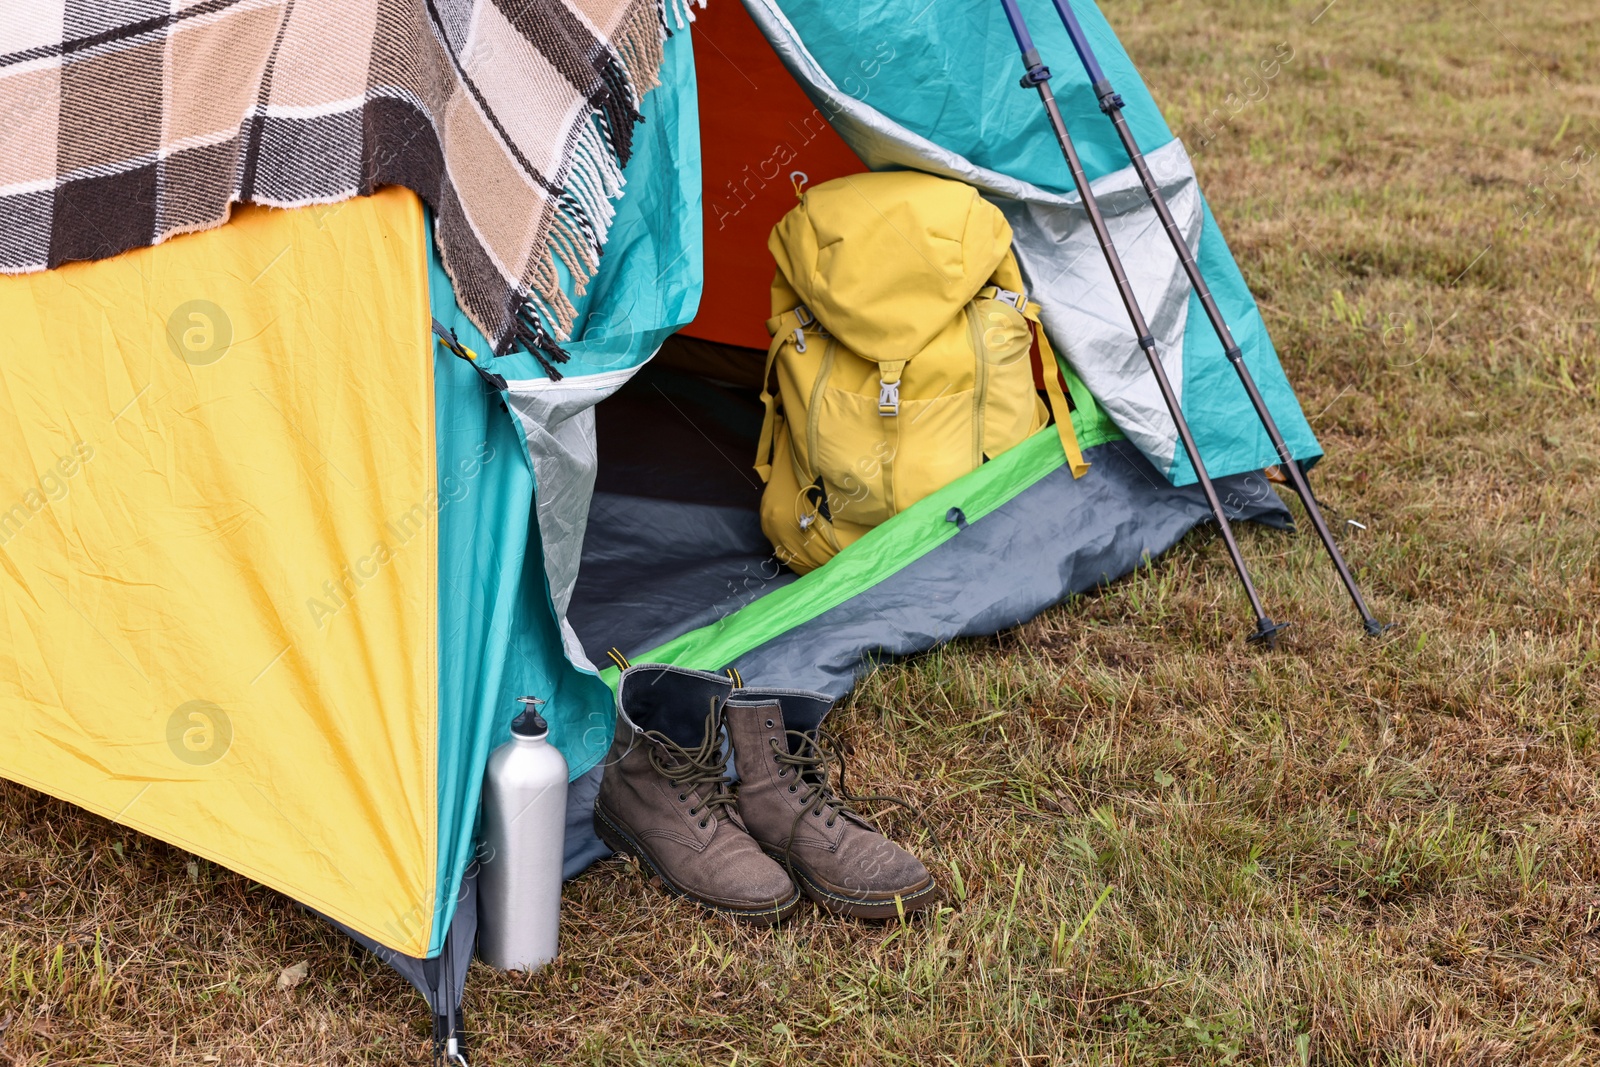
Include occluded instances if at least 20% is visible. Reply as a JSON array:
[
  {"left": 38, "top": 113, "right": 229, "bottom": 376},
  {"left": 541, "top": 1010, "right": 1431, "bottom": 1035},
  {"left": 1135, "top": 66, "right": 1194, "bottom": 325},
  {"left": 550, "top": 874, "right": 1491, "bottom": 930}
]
[
  {"left": 424, "top": 24, "right": 703, "bottom": 953},
  {"left": 426, "top": 321, "right": 551, "bottom": 957}
]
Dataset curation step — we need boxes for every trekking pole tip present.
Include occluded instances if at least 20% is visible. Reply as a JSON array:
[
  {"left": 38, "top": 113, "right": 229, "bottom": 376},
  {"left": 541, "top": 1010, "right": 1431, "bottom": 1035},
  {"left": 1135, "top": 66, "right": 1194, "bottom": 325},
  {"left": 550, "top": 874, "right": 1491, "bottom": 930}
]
[
  {"left": 1247, "top": 618, "right": 1290, "bottom": 648},
  {"left": 1363, "top": 617, "right": 1393, "bottom": 638}
]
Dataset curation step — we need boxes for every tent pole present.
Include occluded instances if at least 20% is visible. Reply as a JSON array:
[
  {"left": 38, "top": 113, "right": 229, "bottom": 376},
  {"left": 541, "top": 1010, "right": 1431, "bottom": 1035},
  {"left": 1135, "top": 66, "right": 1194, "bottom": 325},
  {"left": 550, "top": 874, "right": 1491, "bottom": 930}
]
[
  {"left": 1039, "top": 0, "right": 1387, "bottom": 637},
  {"left": 997, "top": 0, "right": 1285, "bottom": 646}
]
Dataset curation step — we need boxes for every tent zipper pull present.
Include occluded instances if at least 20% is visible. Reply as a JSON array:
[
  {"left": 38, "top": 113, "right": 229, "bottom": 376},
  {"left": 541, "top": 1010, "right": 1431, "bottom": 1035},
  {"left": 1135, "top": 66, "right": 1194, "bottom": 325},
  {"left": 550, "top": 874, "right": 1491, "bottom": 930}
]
[{"left": 433, "top": 318, "right": 507, "bottom": 390}]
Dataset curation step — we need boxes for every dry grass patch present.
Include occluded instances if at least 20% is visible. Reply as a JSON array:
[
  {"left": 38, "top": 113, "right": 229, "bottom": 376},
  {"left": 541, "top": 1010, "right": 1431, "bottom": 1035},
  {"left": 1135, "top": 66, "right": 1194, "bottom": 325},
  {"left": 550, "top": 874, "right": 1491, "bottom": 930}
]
[{"left": 4, "top": 0, "right": 1599, "bottom": 1063}]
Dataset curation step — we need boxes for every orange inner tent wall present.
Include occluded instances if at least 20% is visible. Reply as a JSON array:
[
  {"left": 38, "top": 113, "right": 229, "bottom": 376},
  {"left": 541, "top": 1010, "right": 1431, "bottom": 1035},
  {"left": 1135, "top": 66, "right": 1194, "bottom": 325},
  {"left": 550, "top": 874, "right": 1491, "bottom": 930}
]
[{"left": 684, "top": 2, "right": 866, "bottom": 349}]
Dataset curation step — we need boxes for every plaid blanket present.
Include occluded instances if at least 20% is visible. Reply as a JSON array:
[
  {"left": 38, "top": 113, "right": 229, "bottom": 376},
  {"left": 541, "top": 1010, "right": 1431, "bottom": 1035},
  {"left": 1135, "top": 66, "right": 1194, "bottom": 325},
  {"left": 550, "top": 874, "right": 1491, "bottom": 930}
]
[{"left": 0, "top": 0, "right": 699, "bottom": 361}]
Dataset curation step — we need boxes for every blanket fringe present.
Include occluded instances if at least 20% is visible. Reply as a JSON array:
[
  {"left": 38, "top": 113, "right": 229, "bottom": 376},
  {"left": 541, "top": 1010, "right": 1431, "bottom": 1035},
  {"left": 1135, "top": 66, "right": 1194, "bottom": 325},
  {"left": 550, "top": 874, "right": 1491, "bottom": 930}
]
[
  {"left": 509, "top": 301, "right": 574, "bottom": 381},
  {"left": 662, "top": 0, "right": 701, "bottom": 34},
  {"left": 508, "top": 0, "right": 703, "bottom": 362}
]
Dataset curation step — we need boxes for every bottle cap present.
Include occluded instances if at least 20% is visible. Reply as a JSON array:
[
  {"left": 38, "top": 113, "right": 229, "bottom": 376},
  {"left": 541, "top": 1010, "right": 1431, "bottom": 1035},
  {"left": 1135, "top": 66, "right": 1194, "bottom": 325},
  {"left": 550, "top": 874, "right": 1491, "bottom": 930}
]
[{"left": 511, "top": 696, "right": 548, "bottom": 739}]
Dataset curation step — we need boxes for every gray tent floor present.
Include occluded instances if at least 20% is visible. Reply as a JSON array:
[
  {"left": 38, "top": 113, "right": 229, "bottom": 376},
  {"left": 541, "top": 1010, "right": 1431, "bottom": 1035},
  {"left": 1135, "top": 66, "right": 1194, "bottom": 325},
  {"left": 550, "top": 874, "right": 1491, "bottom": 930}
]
[{"left": 567, "top": 361, "right": 1291, "bottom": 690}]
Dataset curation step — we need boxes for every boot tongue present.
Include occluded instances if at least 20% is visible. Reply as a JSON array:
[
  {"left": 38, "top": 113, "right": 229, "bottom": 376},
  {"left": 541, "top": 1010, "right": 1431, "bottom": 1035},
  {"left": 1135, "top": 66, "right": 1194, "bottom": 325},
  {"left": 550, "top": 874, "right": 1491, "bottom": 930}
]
[
  {"left": 732, "top": 689, "right": 833, "bottom": 754},
  {"left": 618, "top": 665, "right": 734, "bottom": 749}
]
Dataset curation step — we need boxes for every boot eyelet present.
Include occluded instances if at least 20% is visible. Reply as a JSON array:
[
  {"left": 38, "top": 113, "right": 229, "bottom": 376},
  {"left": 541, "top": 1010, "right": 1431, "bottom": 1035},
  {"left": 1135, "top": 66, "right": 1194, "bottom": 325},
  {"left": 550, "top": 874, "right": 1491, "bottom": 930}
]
[
  {"left": 765, "top": 719, "right": 774, "bottom": 728},
  {"left": 788, "top": 785, "right": 797, "bottom": 793},
  {"left": 812, "top": 810, "right": 821, "bottom": 818},
  {"left": 678, "top": 793, "right": 686, "bottom": 802},
  {"left": 698, "top": 819, "right": 709, "bottom": 828},
  {"left": 826, "top": 819, "right": 835, "bottom": 827}
]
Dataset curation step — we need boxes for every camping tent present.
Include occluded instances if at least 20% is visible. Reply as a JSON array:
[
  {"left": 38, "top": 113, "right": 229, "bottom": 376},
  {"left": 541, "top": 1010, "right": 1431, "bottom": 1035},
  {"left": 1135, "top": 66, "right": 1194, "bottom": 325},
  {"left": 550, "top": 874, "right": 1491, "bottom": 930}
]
[{"left": 0, "top": 0, "right": 1314, "bottom": 1050}]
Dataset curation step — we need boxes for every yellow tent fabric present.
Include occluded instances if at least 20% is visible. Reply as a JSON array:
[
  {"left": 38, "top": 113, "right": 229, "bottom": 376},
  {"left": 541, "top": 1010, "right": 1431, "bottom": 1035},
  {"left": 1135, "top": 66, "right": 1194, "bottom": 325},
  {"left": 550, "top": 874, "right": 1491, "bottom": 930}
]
[{"left": 0, "top": 187, "right": 440, "bottom": 956}]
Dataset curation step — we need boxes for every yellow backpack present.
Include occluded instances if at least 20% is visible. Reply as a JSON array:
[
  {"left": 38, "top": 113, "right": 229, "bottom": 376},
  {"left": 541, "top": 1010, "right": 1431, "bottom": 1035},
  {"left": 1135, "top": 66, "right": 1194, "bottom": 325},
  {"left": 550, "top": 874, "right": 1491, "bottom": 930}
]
[{"left": 755, "top": 171, "right": 1088, "bottom": 574}]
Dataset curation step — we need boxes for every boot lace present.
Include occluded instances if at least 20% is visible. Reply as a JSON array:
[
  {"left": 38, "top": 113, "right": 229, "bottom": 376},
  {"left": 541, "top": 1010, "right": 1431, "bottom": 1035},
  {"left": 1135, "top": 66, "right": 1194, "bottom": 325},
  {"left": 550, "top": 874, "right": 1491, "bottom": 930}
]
[
  {"left": 770, "top": 728, "right": 921, "bottom": 862},
  {"left": 642, "top": 709, "right": 739, "bottom": 829}
]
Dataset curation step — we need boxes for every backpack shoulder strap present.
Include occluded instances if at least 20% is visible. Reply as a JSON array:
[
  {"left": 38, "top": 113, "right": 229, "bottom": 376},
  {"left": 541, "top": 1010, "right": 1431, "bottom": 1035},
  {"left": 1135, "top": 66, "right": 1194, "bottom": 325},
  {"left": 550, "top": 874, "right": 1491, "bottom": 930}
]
[
  {"left": 1028, "top": 302, "right": 1090, "bottom": 478},
  {"left": 755, "top": 306, "right": 811, "bottom": 483}
]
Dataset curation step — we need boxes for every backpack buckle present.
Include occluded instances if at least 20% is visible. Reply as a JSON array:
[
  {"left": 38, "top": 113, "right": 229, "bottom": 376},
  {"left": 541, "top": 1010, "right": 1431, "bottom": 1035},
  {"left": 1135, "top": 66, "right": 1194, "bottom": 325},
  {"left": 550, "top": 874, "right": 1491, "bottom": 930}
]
[
  {"left": 878, "top": 379, "right": 900, "bottom": 416},
  {"left": 793, "top": 305, "right": 815, "bottom": 328},
  {"left": 993, "top": 288, "right": 1025, "bottom": 309}
]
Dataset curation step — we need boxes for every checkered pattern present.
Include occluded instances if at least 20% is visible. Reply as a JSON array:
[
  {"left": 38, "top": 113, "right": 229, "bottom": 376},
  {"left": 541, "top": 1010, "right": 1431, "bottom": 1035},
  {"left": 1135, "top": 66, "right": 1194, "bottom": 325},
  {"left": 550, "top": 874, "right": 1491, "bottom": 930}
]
[{"left": 0, "top": 0, "right": 701, "bottom": 351}]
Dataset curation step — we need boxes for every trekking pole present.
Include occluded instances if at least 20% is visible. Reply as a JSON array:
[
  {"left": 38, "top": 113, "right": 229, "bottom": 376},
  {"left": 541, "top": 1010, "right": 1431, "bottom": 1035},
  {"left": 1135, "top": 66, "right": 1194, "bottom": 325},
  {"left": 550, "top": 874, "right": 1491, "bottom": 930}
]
[
  {"left": 997, "top": 0, "right": 1286, "bottom": 646},
  {"left": 1040, "top": 0, "right": 1387, "bottom": 637}
]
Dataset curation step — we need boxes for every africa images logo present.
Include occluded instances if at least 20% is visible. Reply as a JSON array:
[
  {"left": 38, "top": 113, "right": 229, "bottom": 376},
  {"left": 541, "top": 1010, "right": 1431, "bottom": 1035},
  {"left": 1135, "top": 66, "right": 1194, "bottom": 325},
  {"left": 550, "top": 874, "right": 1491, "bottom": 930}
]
[
  {"left": 165, "top": 300, "right": 233, "bottom": 366},
  {"left": 166, "top": 700, "right": 233, "bottom": 766}
]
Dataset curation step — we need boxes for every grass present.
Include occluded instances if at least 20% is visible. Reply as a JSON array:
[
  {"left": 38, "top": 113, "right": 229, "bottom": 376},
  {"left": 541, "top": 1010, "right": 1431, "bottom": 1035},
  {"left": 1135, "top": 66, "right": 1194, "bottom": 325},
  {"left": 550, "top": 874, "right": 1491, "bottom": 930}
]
[{"left": 4, "top": 0, "right": 1599, "bottom": 1063}]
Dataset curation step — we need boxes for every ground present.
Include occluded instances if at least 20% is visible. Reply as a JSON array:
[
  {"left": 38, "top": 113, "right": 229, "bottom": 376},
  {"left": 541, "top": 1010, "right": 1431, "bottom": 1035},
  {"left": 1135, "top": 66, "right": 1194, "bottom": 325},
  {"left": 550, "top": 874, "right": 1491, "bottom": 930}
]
[{"left": 3, "top": 0, "right": 1598, "bottom": 1064}]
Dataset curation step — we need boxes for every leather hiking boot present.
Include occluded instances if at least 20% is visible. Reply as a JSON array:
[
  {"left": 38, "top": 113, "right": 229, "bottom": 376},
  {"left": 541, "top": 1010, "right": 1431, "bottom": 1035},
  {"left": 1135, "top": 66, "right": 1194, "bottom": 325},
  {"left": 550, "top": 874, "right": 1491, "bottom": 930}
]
[
  {"left": 725, "top": 688, "right": 939, "bottom": 920},
  {"left": 594, "top": 664, "right": 801, "bottom": 925}
]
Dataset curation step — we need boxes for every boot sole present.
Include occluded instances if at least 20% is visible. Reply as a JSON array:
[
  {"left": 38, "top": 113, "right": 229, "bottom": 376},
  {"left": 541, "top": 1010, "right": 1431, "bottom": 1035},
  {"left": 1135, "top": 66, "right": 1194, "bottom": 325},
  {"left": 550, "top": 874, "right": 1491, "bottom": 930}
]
[
  {"left": 765, "top": 850, "right": 941, "bottom": 921},
  {"left": 594, "top": 806, "right": 802, "bottom": 926}
]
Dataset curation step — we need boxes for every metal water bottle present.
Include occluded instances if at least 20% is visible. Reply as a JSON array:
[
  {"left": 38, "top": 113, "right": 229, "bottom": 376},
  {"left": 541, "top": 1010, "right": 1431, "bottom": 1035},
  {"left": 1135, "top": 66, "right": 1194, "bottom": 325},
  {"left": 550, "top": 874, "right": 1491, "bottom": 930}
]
[{"left": 478, "top": 696, "right": 568, "bottom": 972}]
